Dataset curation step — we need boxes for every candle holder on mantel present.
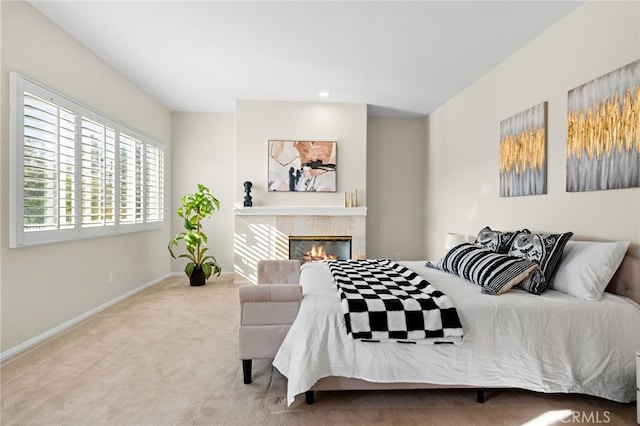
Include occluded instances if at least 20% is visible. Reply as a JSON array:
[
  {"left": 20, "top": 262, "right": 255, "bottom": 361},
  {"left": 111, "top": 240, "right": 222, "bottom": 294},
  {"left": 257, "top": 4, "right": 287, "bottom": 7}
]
[
  {"left": 343, "top": 189, "right": 358, "bottom": 207},
  {"left": 243, "top": 181, "right": 253, "bottom": 207}
]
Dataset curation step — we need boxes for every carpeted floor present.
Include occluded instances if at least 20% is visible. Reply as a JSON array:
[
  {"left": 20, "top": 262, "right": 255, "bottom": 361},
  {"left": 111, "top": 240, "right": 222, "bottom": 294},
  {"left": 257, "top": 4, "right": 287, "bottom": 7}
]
[{"left": 1, "top": 276, "right": 636, "bottom": 425}]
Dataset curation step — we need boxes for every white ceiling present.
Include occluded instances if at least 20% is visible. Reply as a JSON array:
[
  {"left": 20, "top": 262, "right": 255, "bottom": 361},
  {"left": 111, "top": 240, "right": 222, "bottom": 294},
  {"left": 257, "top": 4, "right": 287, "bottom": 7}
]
[{"left": 29, "top": 1, "right": 582, "bottom": 117}]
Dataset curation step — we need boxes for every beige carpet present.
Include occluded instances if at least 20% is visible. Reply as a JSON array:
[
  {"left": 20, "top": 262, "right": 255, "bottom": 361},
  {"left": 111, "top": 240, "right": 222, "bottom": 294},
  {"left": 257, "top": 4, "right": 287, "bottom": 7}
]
[{"left": 1, "top": 276, "right": 636, "bottom": 426}]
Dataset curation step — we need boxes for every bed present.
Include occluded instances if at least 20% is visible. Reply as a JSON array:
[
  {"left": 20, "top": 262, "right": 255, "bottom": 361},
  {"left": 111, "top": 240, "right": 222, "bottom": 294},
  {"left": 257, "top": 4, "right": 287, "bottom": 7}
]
[{"left": 272, "top": 237, "right": 640, "bottom": 406}]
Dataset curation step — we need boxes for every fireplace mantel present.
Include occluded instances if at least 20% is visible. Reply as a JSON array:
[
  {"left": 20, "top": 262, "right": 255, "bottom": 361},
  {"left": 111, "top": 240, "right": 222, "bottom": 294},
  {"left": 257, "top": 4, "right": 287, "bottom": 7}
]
[{"left": 233, "top": 206, "right": 367, "bottom": 216}]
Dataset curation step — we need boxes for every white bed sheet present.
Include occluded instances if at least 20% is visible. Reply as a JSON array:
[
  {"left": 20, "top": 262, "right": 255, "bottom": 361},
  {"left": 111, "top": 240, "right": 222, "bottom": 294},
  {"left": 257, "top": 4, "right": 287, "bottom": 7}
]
[{"left": 272, "top": 261, "right": 640, "bottom": 406}]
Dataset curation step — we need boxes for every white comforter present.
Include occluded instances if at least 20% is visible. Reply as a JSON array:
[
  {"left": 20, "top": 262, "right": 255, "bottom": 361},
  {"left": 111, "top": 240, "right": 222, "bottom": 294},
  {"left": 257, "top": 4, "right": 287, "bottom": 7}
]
[{"left": 273, "top": 261, "right": 640, "bottom": 406}]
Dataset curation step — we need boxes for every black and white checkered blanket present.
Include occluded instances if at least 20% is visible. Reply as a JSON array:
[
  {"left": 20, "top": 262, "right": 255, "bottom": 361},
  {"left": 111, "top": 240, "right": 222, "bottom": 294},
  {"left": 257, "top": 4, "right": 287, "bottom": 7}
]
[{"left": 327, "top": 259, "right": 463, "bottom": 344}]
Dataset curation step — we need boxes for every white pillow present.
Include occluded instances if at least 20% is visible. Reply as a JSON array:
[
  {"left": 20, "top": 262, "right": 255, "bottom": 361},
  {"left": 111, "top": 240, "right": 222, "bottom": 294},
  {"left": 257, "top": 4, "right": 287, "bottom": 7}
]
[{"left": 549, "top": 240, "right": 630, "bottom": 300}]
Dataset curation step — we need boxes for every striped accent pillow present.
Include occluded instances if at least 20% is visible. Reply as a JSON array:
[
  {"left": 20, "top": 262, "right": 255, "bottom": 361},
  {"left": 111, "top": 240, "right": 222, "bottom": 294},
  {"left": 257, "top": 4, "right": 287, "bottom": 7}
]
[{"left": 437, "top": 243, "right": 543, "bottom": 295}]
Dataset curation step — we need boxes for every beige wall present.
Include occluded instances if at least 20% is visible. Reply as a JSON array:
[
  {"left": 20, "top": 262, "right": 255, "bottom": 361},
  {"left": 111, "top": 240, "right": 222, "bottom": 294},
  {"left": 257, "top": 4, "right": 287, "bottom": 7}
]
[
  {"left": 170, "top": 102, "right": 369, "bottom": 279},
  {"left": 170, "top": 113, "right": 235, "bottom": 273},
  {"left": 235, "top": 100, "right": 367, "bottom": 207},
  {"left": 425, "top": 0, "right": 640, "bottom": 259},
  {"left": 367, "top": 117, "right": 426, "bottom": 260},
  {"left": 171, "top": 106, "right": 431, "bottom": 278},
  {"left": 169, "top": 108, "right": 427, "bottom": 276},
  {"left": 233, "top": 100, "right": 367, "bottom": 279},
  {"left": 1, "top": 1, "right": 172, "bottom": 353}
]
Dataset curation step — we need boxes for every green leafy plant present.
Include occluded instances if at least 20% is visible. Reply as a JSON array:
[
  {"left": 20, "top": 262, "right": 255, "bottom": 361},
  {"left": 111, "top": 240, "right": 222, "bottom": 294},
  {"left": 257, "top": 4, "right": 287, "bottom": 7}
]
[{"left": 168, "top": 184, "right": 222, "bottom": 282}]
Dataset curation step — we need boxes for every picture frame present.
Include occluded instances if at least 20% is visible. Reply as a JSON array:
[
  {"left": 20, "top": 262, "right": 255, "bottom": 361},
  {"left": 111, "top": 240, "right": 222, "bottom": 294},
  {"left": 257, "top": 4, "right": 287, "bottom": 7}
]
[
  {"left": 566, "top": 59, "right": 640, "bottom": 192},
  {"left": 499, "top": 102, "right": 548, "bottom": 197},
  {"left": 267, "top": 140, "right": 337, "bottom": 192}
]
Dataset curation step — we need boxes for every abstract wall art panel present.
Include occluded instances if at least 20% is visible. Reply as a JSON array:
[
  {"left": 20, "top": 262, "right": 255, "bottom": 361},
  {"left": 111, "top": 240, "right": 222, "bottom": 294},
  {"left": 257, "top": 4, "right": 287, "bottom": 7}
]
[
  {"left": 567, "top": 59, "right": 640, "bottom": 192},
  {"left": 499, "top": 102, "right": 548, "bottom": 197},
  {"left": 268, "top": 140, "right": 337, "bottom": 192}
]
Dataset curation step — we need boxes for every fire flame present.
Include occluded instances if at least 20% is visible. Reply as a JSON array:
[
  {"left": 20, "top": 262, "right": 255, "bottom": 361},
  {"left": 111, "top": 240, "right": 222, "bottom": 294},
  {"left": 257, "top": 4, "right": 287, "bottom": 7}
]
[
  {"left": 304, "top": 245, "right": 337, "bottom": 262},
  {"left": 310, "top": 245, "right": 325, "bottom": 258}
]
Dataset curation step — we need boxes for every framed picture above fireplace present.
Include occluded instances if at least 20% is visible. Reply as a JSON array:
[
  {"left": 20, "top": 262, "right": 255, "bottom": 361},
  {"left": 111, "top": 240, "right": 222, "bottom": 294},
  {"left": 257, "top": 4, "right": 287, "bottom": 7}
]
[{"left": 268, "top": 140, "right": 337, "bottom": 192}]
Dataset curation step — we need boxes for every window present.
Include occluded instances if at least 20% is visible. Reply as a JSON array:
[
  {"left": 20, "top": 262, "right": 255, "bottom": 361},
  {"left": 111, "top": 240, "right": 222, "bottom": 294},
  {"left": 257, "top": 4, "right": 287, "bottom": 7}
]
[{"left": 10, "top": 73, "right": 165, "bottom": 247}]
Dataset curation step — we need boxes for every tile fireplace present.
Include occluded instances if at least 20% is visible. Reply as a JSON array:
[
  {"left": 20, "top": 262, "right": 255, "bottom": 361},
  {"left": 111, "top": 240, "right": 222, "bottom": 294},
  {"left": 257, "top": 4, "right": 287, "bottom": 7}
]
[
  {"left": 233, "top": 206, "right": 366, "bottom": 282},
  {"left": 289, "top": 235, "right": 352, "bottom": 264}
]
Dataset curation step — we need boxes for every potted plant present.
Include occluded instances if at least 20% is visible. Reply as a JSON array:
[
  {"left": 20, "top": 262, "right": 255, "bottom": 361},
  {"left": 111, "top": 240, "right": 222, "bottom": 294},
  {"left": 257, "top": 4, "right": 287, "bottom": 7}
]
[{"left": 168, "top": 184, "right": 222, "bottom": 286}]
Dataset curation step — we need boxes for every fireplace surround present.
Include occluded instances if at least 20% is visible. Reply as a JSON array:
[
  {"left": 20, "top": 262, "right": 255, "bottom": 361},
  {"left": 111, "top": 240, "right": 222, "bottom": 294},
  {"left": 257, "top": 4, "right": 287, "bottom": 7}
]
[{"left": 233, "top": 206, "right": 366, "bottom": 282}]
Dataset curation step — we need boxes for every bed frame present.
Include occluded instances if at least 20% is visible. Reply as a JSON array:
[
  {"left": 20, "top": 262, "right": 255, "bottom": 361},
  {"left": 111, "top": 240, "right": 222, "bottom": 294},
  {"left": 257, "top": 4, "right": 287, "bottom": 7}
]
[{"left": 304, "top": 243, "right": 640, "bottom": 404}]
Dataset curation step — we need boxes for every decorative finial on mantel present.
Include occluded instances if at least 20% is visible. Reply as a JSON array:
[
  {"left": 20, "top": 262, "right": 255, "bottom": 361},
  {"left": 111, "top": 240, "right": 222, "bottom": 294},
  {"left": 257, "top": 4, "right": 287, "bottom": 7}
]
[{"left": 243, "top": 181, "right": 253, "bottom": 207}]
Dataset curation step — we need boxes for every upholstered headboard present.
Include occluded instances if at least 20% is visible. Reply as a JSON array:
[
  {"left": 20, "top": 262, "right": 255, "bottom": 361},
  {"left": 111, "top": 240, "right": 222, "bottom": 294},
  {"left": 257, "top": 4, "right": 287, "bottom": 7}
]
[{"left": 605, "top": 243, "right": 640, "bottom": 305}]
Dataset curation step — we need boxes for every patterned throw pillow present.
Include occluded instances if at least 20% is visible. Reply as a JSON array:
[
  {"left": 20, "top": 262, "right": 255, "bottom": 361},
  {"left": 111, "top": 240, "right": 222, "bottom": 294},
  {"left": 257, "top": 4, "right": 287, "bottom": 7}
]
[
  {"left": 437, "top": 243, "right": 542, "bottom": 295},
  {"left": 507, "top": 231, "right": 574, "bottom": 294},
  {"left": 517, "top": 268, "right": 548, "bottom": 295},
  {"left": 474, "top": 226, "right": 529, "bottom": 254}
]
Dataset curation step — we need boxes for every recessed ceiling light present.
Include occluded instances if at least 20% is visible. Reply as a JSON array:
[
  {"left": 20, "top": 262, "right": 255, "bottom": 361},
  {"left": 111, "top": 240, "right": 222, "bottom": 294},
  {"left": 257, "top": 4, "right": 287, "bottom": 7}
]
[{"left": 318, "top": 91, "right": 330, "bottom": 98}]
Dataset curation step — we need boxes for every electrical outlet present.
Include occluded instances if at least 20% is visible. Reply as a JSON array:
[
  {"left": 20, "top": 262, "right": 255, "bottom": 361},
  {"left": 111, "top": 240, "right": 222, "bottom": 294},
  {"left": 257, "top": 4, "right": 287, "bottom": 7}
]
[
  {"left": 107, "top": 272, "right": 114, "bottom": 284},
  {"left": 395, "top": 252, "right": 401, "bottom": 260}
]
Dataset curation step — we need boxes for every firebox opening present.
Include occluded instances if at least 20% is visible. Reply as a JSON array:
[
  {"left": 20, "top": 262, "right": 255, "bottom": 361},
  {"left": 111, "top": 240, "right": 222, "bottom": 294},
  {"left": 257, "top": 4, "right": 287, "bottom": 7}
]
[{"left": 289, "top": 235, "right": 352, "bottom": 264}]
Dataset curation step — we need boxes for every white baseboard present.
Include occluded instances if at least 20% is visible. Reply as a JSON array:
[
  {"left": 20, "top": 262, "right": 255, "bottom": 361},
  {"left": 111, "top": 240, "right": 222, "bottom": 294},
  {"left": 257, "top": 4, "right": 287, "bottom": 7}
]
[{"left": 0, "top": 273, "right": 171, "bottom": 363}]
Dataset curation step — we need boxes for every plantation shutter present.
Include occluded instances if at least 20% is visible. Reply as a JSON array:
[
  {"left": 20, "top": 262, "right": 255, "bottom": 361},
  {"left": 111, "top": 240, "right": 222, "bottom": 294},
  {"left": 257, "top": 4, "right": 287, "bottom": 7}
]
[
  {"left": 144, "top": 143, "right": 164, "bottom": 223},
  {"left": 119, "top": 133, "right": 144, "bottom": 225},
  {"left": 22, "top": 91, "right": 77, "bottom": 233},
  {"left": 135, "top": 139, "right": 144, "bottom": 223},
  {"left": 81, "top": 114, "right": 116, "bottom": 228}
]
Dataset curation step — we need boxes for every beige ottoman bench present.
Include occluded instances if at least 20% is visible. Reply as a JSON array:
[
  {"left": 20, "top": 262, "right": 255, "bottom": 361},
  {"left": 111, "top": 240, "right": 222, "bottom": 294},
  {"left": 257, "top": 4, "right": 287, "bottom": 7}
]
[{"left": 238, "top": 260, "right": 302, "bottom": 384}]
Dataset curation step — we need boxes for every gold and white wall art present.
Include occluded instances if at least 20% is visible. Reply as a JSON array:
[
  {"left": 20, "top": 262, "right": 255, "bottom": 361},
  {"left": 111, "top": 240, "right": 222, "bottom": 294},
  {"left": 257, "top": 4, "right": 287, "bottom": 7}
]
[
  {"left": 567, "top": 59, "right": 640, "bottom": 192},
  {"left": 499, "top": 102, "right": 548, "bottom": 197}
]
